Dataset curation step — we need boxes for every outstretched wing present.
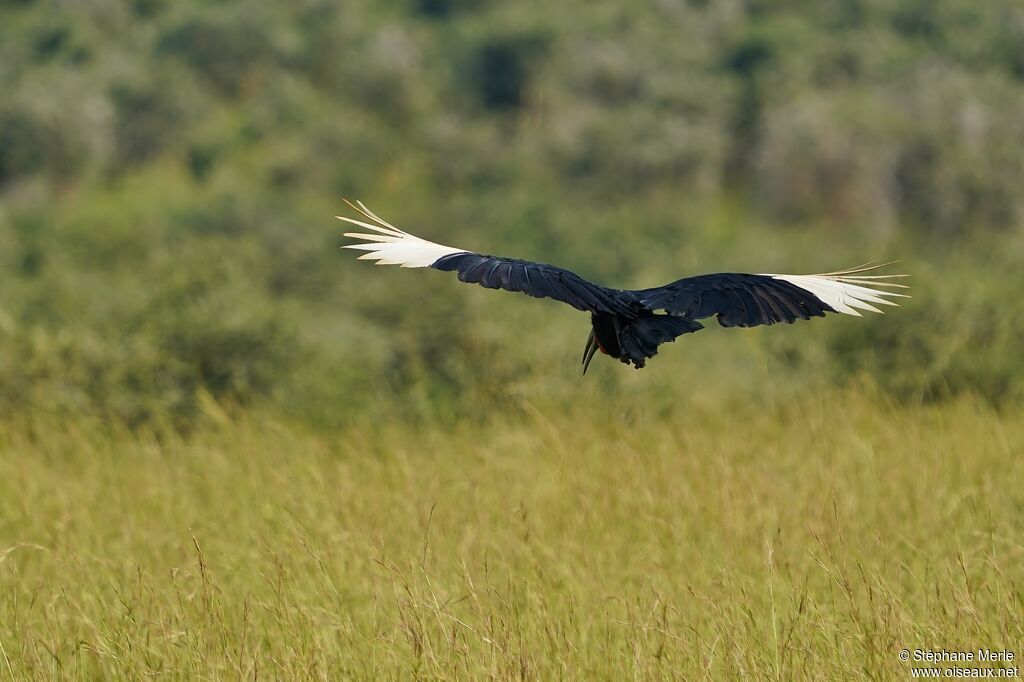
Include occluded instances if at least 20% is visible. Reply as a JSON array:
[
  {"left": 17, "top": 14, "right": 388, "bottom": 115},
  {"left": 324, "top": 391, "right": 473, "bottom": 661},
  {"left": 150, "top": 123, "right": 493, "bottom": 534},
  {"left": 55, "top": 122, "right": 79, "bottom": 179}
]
[
  {"left": 339, "top": 201, "right": 636, "bottom": 315},
  {"left": 634, "top": 265, "right": 908, "bottom": 327}
]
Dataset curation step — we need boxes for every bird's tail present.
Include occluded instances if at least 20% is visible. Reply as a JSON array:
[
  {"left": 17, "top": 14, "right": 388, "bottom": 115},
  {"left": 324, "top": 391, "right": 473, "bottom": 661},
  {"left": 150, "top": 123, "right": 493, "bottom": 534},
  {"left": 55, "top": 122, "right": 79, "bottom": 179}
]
[{"left": 617, "top": 315, "right": 703, "bottom": 370}]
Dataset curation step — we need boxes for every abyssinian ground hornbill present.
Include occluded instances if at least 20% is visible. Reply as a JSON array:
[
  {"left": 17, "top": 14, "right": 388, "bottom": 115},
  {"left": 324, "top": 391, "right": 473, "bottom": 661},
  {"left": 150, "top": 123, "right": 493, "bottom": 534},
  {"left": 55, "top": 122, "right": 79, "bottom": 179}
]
[{"left": 340, "top": 201, "right": 908, "bottom": 373}]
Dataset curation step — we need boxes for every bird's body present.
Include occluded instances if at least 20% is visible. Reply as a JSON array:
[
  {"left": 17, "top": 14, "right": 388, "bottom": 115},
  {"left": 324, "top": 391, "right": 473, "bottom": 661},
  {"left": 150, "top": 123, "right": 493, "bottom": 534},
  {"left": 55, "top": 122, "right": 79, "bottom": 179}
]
[{"left": 340, "top": 201, "right": 908, "bottom": 373}]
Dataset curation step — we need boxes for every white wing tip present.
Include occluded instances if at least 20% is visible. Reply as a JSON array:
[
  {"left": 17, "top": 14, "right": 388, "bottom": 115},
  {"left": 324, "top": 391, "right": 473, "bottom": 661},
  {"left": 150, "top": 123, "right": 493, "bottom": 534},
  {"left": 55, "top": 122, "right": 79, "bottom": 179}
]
[
  {"left": 765, "top": 264, "right": 909, "bottom": 317},
  {"left": 339, "top": 200, "right": 467, "bottom": 269}
]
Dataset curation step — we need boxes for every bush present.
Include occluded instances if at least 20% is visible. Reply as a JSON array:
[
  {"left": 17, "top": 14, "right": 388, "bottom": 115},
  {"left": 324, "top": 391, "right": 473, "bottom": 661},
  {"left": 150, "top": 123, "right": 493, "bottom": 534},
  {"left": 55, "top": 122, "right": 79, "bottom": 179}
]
[
  {"left": 109, "top": 81, "right": 187, "bottom": 166},
  {"left": 464, "top": 33, "right": 547, "bottom": 111},
  {"left": 0, "top": 108, "right": 81, "bottom": 187},
  {"left": 156, "top": 17, "right": 276, "bottom": 97}
]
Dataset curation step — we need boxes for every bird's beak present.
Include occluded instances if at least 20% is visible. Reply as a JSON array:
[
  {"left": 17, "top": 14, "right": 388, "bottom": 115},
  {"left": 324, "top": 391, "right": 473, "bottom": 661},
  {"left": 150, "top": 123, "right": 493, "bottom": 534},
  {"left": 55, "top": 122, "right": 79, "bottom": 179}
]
[{"left": 582, "top": 329, "right": 598, "bottom": 375}]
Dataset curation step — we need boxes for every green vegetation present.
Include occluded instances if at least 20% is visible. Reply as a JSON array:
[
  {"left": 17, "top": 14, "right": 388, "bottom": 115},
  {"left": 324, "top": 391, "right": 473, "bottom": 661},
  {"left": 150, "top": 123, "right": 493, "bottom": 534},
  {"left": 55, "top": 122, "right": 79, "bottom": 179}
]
[
  {"left": 2, "top": 0, "right": 1024, "bottom": 424},
  {"left": 2, "top": 392, "right": 1022, "bottom": 679},
  {"left": 2, "top": 1, "right": 1023, "bottom": 677}
]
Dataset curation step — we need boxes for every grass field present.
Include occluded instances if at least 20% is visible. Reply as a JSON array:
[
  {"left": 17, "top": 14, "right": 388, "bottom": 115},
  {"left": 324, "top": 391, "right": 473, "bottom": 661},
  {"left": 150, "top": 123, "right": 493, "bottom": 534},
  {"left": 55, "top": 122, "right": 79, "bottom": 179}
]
[
  {"left": 5, "top": 0, "right": 1024, "bottom": 678},
  {"left": 1, "top": 389, "right": 1021, "bottom": 680}
]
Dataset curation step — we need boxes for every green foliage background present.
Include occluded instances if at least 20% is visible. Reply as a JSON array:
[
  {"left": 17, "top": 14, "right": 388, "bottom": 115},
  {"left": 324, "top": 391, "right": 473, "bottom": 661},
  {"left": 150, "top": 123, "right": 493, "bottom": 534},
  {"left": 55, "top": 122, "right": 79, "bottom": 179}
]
[{"left": 2, "top": 0, "right": 1024, "bottom": 426}]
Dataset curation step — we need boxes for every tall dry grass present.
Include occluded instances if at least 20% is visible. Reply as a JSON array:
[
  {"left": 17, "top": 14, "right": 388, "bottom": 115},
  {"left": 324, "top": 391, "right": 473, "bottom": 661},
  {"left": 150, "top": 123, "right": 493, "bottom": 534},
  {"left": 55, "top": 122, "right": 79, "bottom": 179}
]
[{"left": 1, "top": 388, "right": 1021, "bottom": 679}]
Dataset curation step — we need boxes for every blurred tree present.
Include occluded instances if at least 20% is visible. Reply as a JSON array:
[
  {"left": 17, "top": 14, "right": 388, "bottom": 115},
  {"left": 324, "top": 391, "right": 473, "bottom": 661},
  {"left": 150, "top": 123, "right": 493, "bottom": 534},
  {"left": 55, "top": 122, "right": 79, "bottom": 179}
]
[
  {"left": 466, "top": 33, "right": 547, "bottom": 111},
  {"left": 110, "top": 81, "right": 187, "bottom": 166},
  {"left": 156, "top": 17, "right": 275, "bottom": 97}
]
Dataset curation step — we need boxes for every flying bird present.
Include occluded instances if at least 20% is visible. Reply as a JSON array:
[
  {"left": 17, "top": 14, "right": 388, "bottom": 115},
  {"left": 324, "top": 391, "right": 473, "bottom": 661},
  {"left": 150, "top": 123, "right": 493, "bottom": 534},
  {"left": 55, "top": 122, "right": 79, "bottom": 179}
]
[{"left": 339, "top": 201, "right": 908, "bottom": 373}]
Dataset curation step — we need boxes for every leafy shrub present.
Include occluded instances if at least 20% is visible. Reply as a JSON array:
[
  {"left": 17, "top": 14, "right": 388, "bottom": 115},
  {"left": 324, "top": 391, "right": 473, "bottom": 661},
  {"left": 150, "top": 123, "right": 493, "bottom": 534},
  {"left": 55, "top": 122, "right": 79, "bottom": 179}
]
[
  {"left": 0, "top": 108, "right": 81, "bottom": 187},
  {"left": 156, "top": 17, "right": 276, "bottom": 97},
  {"left": 413, "top": 0, "right": 483, "bottom": 20},
  {"left": 109, "top": 81, "right": 187, "bottom": 166},
  {"left": 824, "top": 255, "right": 1024, "bottom": 405},
  {"left": 465, "top": 33, "right": 547, "bottom": 111}
]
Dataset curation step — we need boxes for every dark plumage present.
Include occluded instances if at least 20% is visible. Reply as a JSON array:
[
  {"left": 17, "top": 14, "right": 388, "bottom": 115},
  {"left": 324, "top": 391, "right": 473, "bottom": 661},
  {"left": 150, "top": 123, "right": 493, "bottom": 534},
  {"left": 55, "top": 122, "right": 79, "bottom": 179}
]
[{"left": 340, "top": 201, "right": 908, "bottom": 372}]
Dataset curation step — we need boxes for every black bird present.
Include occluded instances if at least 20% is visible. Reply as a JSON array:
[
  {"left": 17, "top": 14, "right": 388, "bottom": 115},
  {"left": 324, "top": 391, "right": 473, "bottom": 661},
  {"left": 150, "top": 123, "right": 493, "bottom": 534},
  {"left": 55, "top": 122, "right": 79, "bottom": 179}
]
[{"left": 340, "top": 201, "right": 908, "bottom": 373}]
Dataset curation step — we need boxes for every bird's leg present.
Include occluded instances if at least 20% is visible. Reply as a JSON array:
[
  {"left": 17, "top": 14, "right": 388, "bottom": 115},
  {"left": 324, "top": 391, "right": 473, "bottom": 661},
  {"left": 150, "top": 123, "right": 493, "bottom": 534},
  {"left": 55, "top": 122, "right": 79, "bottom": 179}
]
[{"left": 611, "top": 315, "right": 632, "bottom": 367}]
